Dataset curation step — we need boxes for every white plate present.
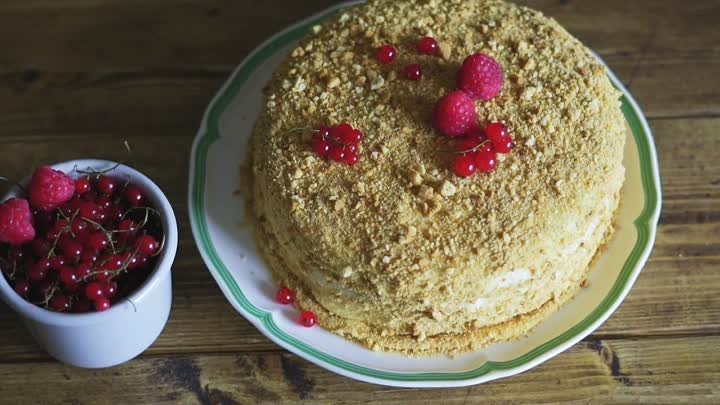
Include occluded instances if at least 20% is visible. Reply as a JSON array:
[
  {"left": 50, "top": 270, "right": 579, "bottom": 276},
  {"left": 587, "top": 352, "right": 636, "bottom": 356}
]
[{"left": 188, "top": 2, "right": 661, "bottom": 387}]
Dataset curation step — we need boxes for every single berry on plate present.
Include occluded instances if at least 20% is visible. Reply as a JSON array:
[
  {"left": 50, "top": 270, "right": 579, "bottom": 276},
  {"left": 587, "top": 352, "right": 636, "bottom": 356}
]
[
  {"left": 75, "top": 178, "right": 91, "bottom": 195},
  {"left": 75, "top": 262, "right": 93, "bottom": 279},
  {"left": 476, "top": 150, "right": 498, "bottom": 173},
  {"left": 457, "top": 53, "right": 504, "bottom": 101},
  {"left": 299, "top": 310, "right": 317, "bottom": 327},
  {"left": 87, "top": 232, "right": 108, "bottom": 252},
  {"left": 60, "top": 239, "right": 83, "bottom": 262},
  {"left": 403, "top": 64, "right": 423, "bottom": 81},
  {"left": 124, "top": 185, "right": 145, "bottom": 207},
  {"left": 485, "top": 122, "right": 508, "bottom": 144},
  {"left": 71, "top": 217, "right": 89, "bottom": 236},
  {"left": 417, "top": 36, "right": 439, "bottom": 55},
  {"left": 452, "top": 154, "right": 478, "bottom": 178},
  {"left": 276, "top": 287, "right": 295, "bottom": 305},
  {"left": 376, "top": 44, "right": 397, "bottom": 64},
  {"left": 96, "top": 176, "right": 116, "bottom": 195},
  {"left": 433, "top": 90, "right": 477, "bottom": 137},
  {"left": 0, "top": 198, "right": 36, "bottom": 245}
]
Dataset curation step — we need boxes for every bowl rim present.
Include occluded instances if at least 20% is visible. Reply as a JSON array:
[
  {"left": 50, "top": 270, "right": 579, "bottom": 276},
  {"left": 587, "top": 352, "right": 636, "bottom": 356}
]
[{"left": 0, "top": 159, "right": 178, "bottom": 326}]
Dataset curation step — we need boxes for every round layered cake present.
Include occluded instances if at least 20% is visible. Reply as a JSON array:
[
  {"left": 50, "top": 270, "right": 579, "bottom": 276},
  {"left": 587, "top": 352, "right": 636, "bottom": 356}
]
[{"left": 249, "top": 0, "right": 625, "bottom": 355}]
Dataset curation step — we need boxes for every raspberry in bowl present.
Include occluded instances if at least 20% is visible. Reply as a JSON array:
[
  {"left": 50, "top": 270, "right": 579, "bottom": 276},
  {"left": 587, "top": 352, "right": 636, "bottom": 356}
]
[{"left": 0, "top": 160, "right": 178, "bottom": 368}]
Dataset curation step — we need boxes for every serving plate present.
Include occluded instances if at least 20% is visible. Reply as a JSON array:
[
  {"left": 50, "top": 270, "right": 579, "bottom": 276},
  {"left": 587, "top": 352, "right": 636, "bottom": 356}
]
[{"left": 188, "top": 1, "right": 661, "bottom": 387}]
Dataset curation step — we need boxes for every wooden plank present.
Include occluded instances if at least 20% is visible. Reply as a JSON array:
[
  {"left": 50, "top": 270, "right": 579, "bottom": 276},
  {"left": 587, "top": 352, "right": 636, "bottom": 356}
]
[
  {"left": 0, "top": 336, "right": 716, "bottom": 405},
  {"left": 0, "top": 117, "right": 718, "bottom": 361},
  {"left": 0, "top": 0, "right": 715, "bottom": 139}
]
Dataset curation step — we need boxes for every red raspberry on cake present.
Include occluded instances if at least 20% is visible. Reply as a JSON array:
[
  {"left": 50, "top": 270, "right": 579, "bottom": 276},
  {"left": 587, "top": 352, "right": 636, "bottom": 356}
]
[
  {"left": 29, "top": 166, "right": 75, "bottom": 211},
  {"left": 433, "top": 90, "right": 477, "bottom": 137},
  {"left": 457, "top": 53, "right": 504, "bottom": 101},
  {"left": 0, "top": 198, "right": 36, "bottom": 245}
]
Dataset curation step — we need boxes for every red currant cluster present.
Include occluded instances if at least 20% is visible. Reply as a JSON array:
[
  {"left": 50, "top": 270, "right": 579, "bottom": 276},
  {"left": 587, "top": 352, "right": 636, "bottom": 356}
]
[
  {"left": 275, "top": 287, "right": 316, "bottom": 328},
  {"left": 451, "top": 122, "right": 515, "bottom": 177},
  {"left": 375, "top": 36, "right": 441, "bottom": 81},
  {"left": 311, "top": 123, "right": 363, "bottom": 166},
  {"left": 0, "top": 167, "right": 164, "bottom": 313}
]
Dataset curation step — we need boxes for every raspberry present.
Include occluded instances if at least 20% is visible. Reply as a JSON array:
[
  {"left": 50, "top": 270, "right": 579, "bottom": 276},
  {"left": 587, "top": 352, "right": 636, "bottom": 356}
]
[
  {"left": 0, "top": 198, "right": 35, "bottom": 245},
  {"left": 29, "top": 166, "right": 75, "bottom": 211},
  {"left": 456, "top": 53, "right": 504, "bottom": 101},
  {"left": 433, "top": 90, "right": 477, "bottom": 137}
]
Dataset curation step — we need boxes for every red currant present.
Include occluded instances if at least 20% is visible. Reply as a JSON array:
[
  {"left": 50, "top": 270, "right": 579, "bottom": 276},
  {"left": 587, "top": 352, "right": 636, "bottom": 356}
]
[
  {"left": 27, "top": 263, "right": 48, "bottom": 282},
  {"left": 417, "top": 36, "right": 439, "bottom": 55},
  {"left": 299, "top": 311, "right": 317, "bottom": 327},
  {"left": 330, "top": 123, "right": 353, "bottom": 141},
  {"left": 403, "top": 64, "right": 423, "bottom": 81},
  {"left": 103, "top": 281, "right": 118, "bottom": 299},
  {"left": 276, "top": 287, "right": 295, "bottom": 305},
  {"left": 493, "top": 137, "right": 515, "bottom": 154},
  {"left": 59, "top": 266, "right": 79, "bottom": 287},
  {"left": 485, "top": 122, "right": 508, "bottom": 144},
  {"left": 340, "top": 129, "right": 363, "bottom": 145},
  {"left": 376, "top": 44, "right": 397, "bottom": 64},
  {"left": 70, "top": 217, "right": 89, "bottom": 236},
  {"left": 87, "top": 232, "right": 108, "bottom": 252},
  {"left": 124, "top": 186, "right": 145, "bottom": 207},
  {"left": 311, "top": 134, "right": 332, "bottom": 158},
  {"left": 476, "top": 150, "right": 498, "bottom": 173},
  {"left": 94, "top": 296, "right": 111, "bottom": 312},
  {"left": 135, "top": 235, "right": 159, "bottom": 256},
  {"left": 97, "top": 176, "right": 116, "bottom": 195},
  {"left": 316, "top": 126, "right": 331, "bottom": 138},
  {"left": 452, "top": 154, "right": 478, "bottom": 178},
  {"left": 103, "top": 255, "right": 124, "bottom": 271},
  {"left": 60, "top": 239, "right": 83, "bottom": 262},
  {"left": 14, "top": 280, "right": 30, "bottom": 297},
  {"left": 343, "top": 150, "right": 359, "bottom": 166},
  {"left": 80, "top": 251, "right": 98, "bottom": 264},
  {"left": 49, "top": 294, "right": 71, "bottom": 312},
  {"left": 95, "top": 195, "right": 113, "bottom": 210},
  {"left": 75, "top": 262, "right": 93, "bottom": 279},
  {"left": 79, "top": 202, "right": 101, "bottom": 221},
  {"left": 328, "top": 145, "right": 346, "bottom": 162},
  {"left": 75, "top": 177, "right": 91, "bottom": 194},
  {"left": 85, "top": 282, "right": 104, "bottom": 301},
  {"left": 50, "top": 256, "right": 66, "bottom": 271}
]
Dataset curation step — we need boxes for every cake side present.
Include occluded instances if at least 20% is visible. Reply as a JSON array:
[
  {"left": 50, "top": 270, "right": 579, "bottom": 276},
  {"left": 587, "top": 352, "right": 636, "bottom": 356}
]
[{"left": 250, "top": 0, "right": 626, "bottom": 354}]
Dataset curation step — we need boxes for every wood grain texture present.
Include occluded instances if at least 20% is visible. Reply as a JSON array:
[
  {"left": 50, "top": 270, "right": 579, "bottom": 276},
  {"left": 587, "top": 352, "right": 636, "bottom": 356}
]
[
  {"left": 0, "top": 0, "right": 717, "bottom": 403},
  {"left": 0, "top": 337, "right": 717, "bottom": 405}
]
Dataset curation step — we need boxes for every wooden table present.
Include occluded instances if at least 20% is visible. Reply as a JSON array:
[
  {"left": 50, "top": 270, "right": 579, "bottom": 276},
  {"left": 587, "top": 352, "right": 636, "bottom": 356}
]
[{"left": 0, "top": 1, "right": 717, "bottom": 403}]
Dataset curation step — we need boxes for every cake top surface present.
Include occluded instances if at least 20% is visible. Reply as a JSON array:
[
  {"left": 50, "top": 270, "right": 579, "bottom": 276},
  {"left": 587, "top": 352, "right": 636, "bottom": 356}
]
[{"left": 251, "top": 0, "right": 624, "bottom": 293}]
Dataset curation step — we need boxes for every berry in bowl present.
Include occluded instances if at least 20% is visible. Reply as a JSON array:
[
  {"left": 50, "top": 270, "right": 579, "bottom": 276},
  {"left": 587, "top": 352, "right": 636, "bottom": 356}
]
[{"left": 0, "top": 160, "right": 178, "bottom": 368}]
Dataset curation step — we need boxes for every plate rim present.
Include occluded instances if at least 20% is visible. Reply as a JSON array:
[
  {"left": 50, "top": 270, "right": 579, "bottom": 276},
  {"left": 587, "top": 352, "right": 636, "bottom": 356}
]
[{"left": 187, "top": 1, "right": 662, "bottom": 387}]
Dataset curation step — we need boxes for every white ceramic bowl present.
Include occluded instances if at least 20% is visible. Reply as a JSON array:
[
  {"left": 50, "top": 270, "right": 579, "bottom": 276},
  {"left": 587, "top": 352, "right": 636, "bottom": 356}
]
[{"left": 0, "top": 159, "right": 178, "bottom": 368}]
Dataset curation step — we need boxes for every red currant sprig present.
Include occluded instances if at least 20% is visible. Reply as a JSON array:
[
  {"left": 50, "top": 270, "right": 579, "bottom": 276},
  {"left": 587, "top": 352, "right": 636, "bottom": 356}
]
[
  {"left": 309, "top": 123, "right": 363, "bottom": 166},
  {"left": 449, "top": 122, "right": 515, "bottom": 178}
]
